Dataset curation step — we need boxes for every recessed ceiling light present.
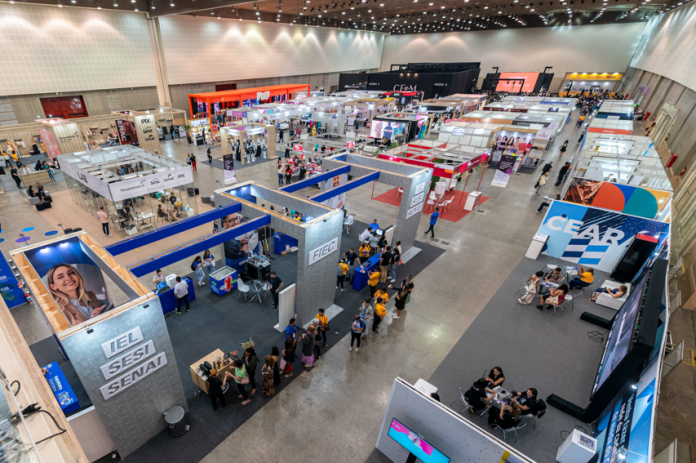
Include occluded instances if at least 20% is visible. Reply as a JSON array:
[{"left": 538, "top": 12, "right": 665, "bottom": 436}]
[
  {"left": 170, "top": 2, "right": 174, "bottom": 6},
  {"left": 113, "top": 3, "right": 118, "bottom": 6}
]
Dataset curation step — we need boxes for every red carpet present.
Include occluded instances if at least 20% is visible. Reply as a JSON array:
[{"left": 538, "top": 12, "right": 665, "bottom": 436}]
[{"left": 373, "top": 188, "right": 489, "bottom": 223}]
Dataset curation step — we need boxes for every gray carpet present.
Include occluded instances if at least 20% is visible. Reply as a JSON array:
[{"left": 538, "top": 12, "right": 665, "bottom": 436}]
[
  {"left": 364, "top": 254, "right": 619, "bottom": 463},
  {"left": 209, "top": 153, "right": 274, "bottom": 172}
]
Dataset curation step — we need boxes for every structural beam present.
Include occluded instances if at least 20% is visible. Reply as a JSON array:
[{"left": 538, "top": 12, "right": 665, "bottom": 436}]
[
  {"left": 279, "top": 165, "right": 351, "bottom": 193},
  {"left": 310, "top": 171, "right": 380, "bottom": 203}
]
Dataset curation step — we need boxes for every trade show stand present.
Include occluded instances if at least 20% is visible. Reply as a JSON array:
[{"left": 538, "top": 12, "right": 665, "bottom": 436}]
[
  {"left": 190, "top": 349, "right": 235, "bottom": 395},
  {"left": 353, "top": 254, "right": 381, "bottom": 291},
  {"left": 156, "top": 277, "right": 196, "bottom": 315}
]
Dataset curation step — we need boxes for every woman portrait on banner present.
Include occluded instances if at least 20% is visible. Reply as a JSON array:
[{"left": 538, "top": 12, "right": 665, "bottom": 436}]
[{"left": 47, "top": 263, "right": 111, "bottom": 326}]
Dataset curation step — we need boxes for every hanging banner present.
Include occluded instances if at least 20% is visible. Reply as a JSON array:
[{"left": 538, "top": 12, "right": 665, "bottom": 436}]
[
  {"left": 116, "top": 120, "right": 138, "bottom": 145},
  {"left": 40, "top": 129, "right": 61, "bottom": 161},
  {"left": 322, "top": 174, "right": 347, "bottom": 209},
  {"left": 0, "top": 248, "right": 26, "bottom": 309},
  {"left": 223, "top": 153, "right": 236, "bottom": 183},
  {"left": 491, "top": 154, "right": 515, "bottom": 188}
]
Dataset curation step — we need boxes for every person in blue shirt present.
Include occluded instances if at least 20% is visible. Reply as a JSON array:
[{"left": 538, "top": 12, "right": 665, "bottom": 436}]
[
  {"left": 285, "top": 318, "right": 297, "bottom": 362},
  {"left": 424, "top": 207, "right": 440, "bottom": 239},
  {"left": 368, "top": 219, "right": 380, "bottom": 232},
  {"left": 349, "top": 315, "right": 365, "bottom": 352}
]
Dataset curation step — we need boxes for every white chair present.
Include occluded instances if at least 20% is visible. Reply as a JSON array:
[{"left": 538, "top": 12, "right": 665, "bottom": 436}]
[
  {"left": 237, "top": 280, "right": 250, "bottom": 301},
  {"left": 343, "top": 214, "right": 355, "bottom": 235},
  {"left": 596, "top": 280, "right": 632, "bottom": 310},
  {"left": 425, "top": 197, "right": 438, "bottom": 212},
  {"left": 442, "top": 198, "right": 453, "bottom": 211},
  {"left": 397, "top": 187, "right": 404, "bottom": 197}
]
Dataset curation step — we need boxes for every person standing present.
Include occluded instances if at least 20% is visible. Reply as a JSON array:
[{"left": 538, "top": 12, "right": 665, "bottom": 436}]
[
  {"left": 207, "top": 149, "right": 213, "bottom": 164},
  {"left": 206, "top": 369, "right": 227, "bottom": 411},
  {"left": 243, "top": 347, "right": 258, "bottom": 395},
  {"left": 186, "top": 154, "right": 191, "bottom": 166},
  {"left": 97, "top": 207, "right": 111, "bottom": 237},
  {"left": 367, "top": 268, "right": 380, "bottom": 298},
  {"left": 379, "top": 246, "right": 392, "bottom": 283},
  {"left": 173, "top": 276, "right": 190, "bottom": 314},
  {"left": 190, "top": 154, "right": 197, "bottom": 171},
  {"left": 270, "top": 346, "right": 281, "bottom": 386},
  {"left": 299, "top": 164, "right": 306, "bottom": 181},
  {"left": 424, "top": 207, "right": 440, "bottom": 239},
  {"left": 373, "top": 297, "right": 386, "bottom": 334},
  {"left": 316, "top": 308, "right": 329, "bottom": 348},
  {"left": 224, "top": 360, "right": 250, "bottom": 406},
  {"left": 556, "top": 162, "right": 571, "bottom": 186},
  {"left": 389, "top": 246, "right": 401, "bottom": 283},
  {"left": 203, "top": 249, "right": 215, "bottom": 276},
  {"left": 391, "top": 275, "right": 415, "bottom": 309},
  {"left": 277, "top": 164, "right": 285, "bottom": 185},
  {"left": 282, "top": 340, "right": 294, "bottom": 378},
  {"left": 336, "top": 259, "right": 349, "bottom": 291},
  {"left": 285, "top": 165, "right": 292, "bottom": 185},
  {"left": 285, "top": 318, "right": 298, "bottom": 362},
  {"left": 349, "top": 315, "right": 365, "bottom": 352},
  {"left": 269, "top": 271, "right": 283, "bottom": 311},
  {"left": 301, "top": 326, "right": 315, "bottom": 368},
  {"left": 392, "top": 290, "right": 408, "bottom": 319},
  {"left": 262, "top": 356, "right": 275, "bottom": 397},
  {"left": 359, "top": 298, "right": 374, "bottom": 340},
  {"left": 192, "top": 256, "right": 206, "bottom": 287},
  {"left": 559, "top": 140, "right": 569, "bottom": 157},
  {"left": 10, "top": 166, "right": 22, "bottom": 189}
]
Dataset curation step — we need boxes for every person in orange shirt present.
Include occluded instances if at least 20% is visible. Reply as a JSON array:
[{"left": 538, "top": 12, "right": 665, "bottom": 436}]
[
  {"left": 316, "top": 308, "right": 329, "bottom": 348},
  {"left": 368, "top": 268, "right": 380, "bottom": 298},
  {"left": 372, "top": 297, "right": 386, "bottom": 333},
  {"left": 336, "top": 259, "right": 349, "bottom": 291},
  {"left": 374, "top": 286, "right": 389, "bottom": 305}
]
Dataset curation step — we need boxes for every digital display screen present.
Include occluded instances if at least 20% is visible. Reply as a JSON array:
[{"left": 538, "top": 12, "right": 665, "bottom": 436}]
[
  {"left": 388, "top": 419, "right": 450, "bottom": 463},
  {"left": 496, "top": 72, "right": 540, "bottom": 93},
  {"left": 592, "top": 274, "right": 647, "bottom": 395},
  {"left": 370, "top": 121, "right": 408, "bottom": 139}
]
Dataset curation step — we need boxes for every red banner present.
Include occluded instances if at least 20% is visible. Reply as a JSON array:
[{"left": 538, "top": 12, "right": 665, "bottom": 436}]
[{"left": 40, "top": 129, "right": 61, "bottom": 161}]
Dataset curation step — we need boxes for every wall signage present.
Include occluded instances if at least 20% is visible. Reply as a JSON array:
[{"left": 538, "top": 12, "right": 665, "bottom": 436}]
[
  {"left": 99, "top": 353, "right": 168, "bottom": 400},
  {"left": 410, "top": 192, "right": 424, "bottom": 207},
  {"left": 308, "top": 237, "right": 339, "bottom": 266},
  {"left": 257, "top": 91, "right": 270, "bottom": 101},
  {"left": 406, "top": 203, "right": 423, "bottom": 219},
  {"left": 100, "top": 340, "right": 157, "bottom": 381},
  {"left": 415, "top": 182, "right": 426, "bottom": 195},
  {"left": 293, "top": 143, "right": 303, "bottom": 152},
  {"left": 102, "top": 327, "right": 143, "bottom": 359}
]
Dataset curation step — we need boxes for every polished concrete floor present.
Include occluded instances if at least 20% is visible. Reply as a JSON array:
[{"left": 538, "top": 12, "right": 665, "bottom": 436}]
[{"left": 2, "top": 114, "right": 692, "bottom": 462}]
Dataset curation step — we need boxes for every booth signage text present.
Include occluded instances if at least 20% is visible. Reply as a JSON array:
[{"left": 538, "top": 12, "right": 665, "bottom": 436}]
[
  {"left": 346, "top": 141, "right": 355, "bottom": 149},
  {"left": 415, "top": 182, "right": 426, "bottom": 195},
  {"left": 308, "top": 238, "right": 339, "bottom": 266},
  {"left": 452, "top": 128, "right": 466, "bottom": 136},
  {"left": 102, "top": 327, "right": 144, "bottom": 359},
  {"left": 99, "top": 352, "right": 168, "bottom": 400},
  {"left": 406, "top": 203, "right": 423, "bottom": 219},
  {"left": 293, "top": 143, "right": 303, "bottom": 152},
  {"left": 100, "top": 340, "right": 157, "bottom": 381},
  {"left": 257, "top": 91, "right": 270, "bottom": 101},
  {"left": 410, "top": 193, "right": 424, "bottom": 207}
]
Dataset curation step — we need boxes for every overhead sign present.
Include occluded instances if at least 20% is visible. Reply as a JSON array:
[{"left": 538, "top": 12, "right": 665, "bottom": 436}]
[
  {"left": 293, "top": 143, "right": 303, "bottom": 152},
  {"left": 257, "top": 91, "right": 270, "bottom": 101},
  {"left": 567, "top": 73, "right": 622, "bottom": 81},
  {"left": 346, "top": 141, "right": 355, "bottom": 149},
  {"left": 308, "top": 237, "right": 339, "bottom": 266}
]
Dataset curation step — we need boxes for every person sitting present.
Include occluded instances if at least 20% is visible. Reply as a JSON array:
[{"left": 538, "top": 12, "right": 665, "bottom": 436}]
[
  {"left": 35, "top": 183, "right": 45, "bottom": 201},
  {"left": 545, "top": 267, "right": 563, "bottom": 283},
  {"left": 27, "top": 185, "right": 36, "bottom": 198},
  {"left": 537, "top": 284, "right": 569, "bottom": 310},
  {"left": 518, "top": 271, "right": 544, "bottom": 305},
  {"left": 569, "top": 264, "right": 594, "bottom": 290},
  {"left": 368, "top": 219, "right": 380, "bottom": 232},
  {"left": 487, "top": 402, "right": 521, "bottom": 430},
  {"left": 511, "top": 388, "right": 538, "bottom": 415},
  {"left": 157, "top": 205, "right": 168, "bottom": 221},
  {"left": 590, "top": 285, "right": 628, "bottom": 302},
  {"left": 486, "top": 367, "right": 505, "bottom": 388},
  {"left": 35, "top": 160, "right": 43, "bottom": 171},
  {"left": 464, "top": 378, "right": 496, "bottom": 414}
]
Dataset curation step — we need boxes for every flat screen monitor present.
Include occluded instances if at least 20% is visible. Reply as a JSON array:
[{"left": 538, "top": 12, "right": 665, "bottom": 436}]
[
  {"left": 370, "top": 121, "right": 408, "bottom": 140},
  {"left": 496, "top": 72, "right": 540, "bottom": 93},
  {"left": 375, "top": 229, "right": 384, "bottom": 236},
  {"left": 388, "top": 418, "right": 450, "bottom": 463},
  {"left": 591, "top": 274, "right": 647, "bottom": 395}
]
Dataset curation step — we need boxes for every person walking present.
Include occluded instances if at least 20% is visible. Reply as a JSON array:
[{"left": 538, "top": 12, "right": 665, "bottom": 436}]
[
  {"left": 269, "top": 271, "right": 284, "bottom": 311},
  {"left": 173, "top": 276, "right": 190, "bottom": 314},
  {"left": 316, "top": 308, "right": 329, "bottom": 348},
  {"left": 224, "top": 360, "right": 250, "bottom": 406},
  {"left": 336, "top": 259, "right": 349, "bottom": 291},
  {"left": 262, "top": 356, "right": 275, "bottom": 397},
  {"left": 277, "top": 164, "right": 285, "bottom": 185},
  {"left": 301, "top": 326, "right": 315, "bottom": 368},
  {"left": 207, "top": 146, "right": 212, "bottom": 162},
  {"left": 379, "top": 246, "right": 392, "bottom": 283},
  {"left": 556, "top": 162, "right": 571, "bottom": 186},
  {"left": 206, "top": 369, "right": 227, "bottom": 411},
  {"left": 203, "top": 249, "right": 215, "bottom": 276},
  {"left": 541, "top": 160, "right": 553, "bottom": 175},
  {"left": 424, "top": 207, "right": 440, "bottom": 239},
  {"left": 349, "top": 315, "right": 365, "bottom": 352},
  {"left": 190, "top": 154, "right": 197, "bottom": 171},
  {"left": 535, "top": 172, "right": 549, "bottom": 195},
  {"left": 575, "top": 115, "right": 586, "bottom": 128},
  {"left": 11, "top": 166, "right": 22, "bottom": 189},
  {"left": 192, "top": 256, "right": 206, "bottom": 287},
  {"left": 359, "top": 298, "right": 374, "bottom": 340},
  {"left": 285, "top": 318, "right": 298, "bottom": 362},
  {"left": 559, "top": 140, "right": 569, "bottom": 157},
  {"left": 372, "top": 297, "right": 386, "bottom": 334},
  {"left": 97, "top": 207, "right": 111, "bottom": 237}
]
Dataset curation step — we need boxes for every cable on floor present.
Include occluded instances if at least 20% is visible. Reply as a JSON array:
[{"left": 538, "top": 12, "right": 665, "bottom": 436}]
[{"left": 587, "top": 330, "right": 605, "bottom": 343}]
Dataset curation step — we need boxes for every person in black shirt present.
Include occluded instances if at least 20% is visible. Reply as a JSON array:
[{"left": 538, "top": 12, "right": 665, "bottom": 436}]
[
  {"left": 379, "top": 246, "right": 392, "bottom": 283},
  {"left": 464, "top": 378, "right": 495, "bottom": 413},
  {"left": 11, "top": 167, "right": 22, "bottom": 188},
  {"left": 487, "top": 402, "right": 521, "bottom": 430},
  {"left": 511, "top": 388, "right": 538, "bottom": 414},
  {"left": 268, "top": 272, "right": 284, "bottom": 311},
  {"left": 486, "top": 367, "right": 505, "bottom": 388},
  {"left": 207, "top": 369, "right": 228, "bottom": 411}
]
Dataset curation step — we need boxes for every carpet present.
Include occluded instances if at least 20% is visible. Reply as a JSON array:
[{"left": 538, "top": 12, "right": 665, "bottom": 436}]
[
  {"left": 373, "top": 188, "right": 489, "bottom": 223},
  {"left": 423, "top": 254, "right": 619, "bottom": 462},
  {"left": 118, "top": 220, "right": 445, "bottom": 462},
  {"left": 209, "top": 155, "right": 274, "bottom": 172}
]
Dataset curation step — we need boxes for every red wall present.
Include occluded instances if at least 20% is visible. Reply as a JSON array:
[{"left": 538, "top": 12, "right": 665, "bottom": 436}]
[{"left": 40, "top": 96, "right": 89, "bottom": 119}]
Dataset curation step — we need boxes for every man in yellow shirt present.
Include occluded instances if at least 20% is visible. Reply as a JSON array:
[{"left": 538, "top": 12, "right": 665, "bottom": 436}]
[
  {"left": 316, "top": 308, "right": 329, "bottom": 348},
  {"left": 337, "top": 259, "right": 349, "bottom": 291},
  {"left": 569, "top": 264, "right": 594, "bottom": 290},
  {"left": 368, "top": 268, "right": 380, "bottom": 298},
  {"left": 372, "top": 297, "right": 386, "bottom": 333}
]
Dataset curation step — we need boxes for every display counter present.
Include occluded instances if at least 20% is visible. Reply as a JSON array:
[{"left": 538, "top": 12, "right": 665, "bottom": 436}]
[
  {"left": 20, "top": 170, "right": 52, "bottom": 186},
  {"left": 156, "top": 277, "right": 196, "bottom": 315},
  {"left": 44, "top": 361, "right": 80, "bottom": 414},
  {"left": 274, "top": 233, "right": 299, "bottom": 255},
  {"left": 190, "top": 349, "right": 234, "bottom": 395},
  {"left": 246, "top": 254, "right": 271, "bottom": 280},
  {"left": 209, "top": 266, "right": 238, "bottom": 296},
  {"left": 352, "top": 254, "right": 381, "bottom": 291}
]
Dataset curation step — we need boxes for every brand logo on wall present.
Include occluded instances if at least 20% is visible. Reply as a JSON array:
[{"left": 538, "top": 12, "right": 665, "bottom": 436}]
[
  {"left": 77, "top": 172, "right": 88, "bottom": 183},
  {"left": 308, "top": 238, "right": 339, "bottom": 266},
  {"left": 393, "top": 85, "right": 417, "bottom": 92},
  {"left": 257, "top": 91, "right": 270, "bottom": 101}
]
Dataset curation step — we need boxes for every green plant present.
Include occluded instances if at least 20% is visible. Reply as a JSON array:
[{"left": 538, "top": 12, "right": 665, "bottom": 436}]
[{"left": 388, "top": 142, "right": 398, "bottom": 149}]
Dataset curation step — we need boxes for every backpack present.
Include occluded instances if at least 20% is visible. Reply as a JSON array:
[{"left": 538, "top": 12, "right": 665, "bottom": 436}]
[{"left": 533, "top": 399, "right": 547, "bottom": 418}]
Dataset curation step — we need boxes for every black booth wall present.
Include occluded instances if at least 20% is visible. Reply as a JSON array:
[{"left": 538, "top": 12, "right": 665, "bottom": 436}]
[
  {"left": 481, "top": 72, "right": 555, "bottom": 93},
  {"left": 338, "top": 69, "right": 480, "bottom": 99}
]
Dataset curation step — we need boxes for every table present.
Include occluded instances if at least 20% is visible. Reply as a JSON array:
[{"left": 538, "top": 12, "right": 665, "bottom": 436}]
[
  {"left": 135, "top": 213, "right": 155, "bottom": 231},
  {"left": 43, "top": 361, "right": 80, "bottom": 414},
  {"left": 352, "top": 254, "right": 381, "bottom": 291},
  {"left": 189, "top": 349, "right": 234, "bottom": 395},
  {"left": 209, "top": 266, "right": 237, "bottom": 296},
  {"left": 156, "top": 277, "right": 196, "bottom": 315},
  {"left": 274, "top": 233, "right": 298, "bottom": 255}
]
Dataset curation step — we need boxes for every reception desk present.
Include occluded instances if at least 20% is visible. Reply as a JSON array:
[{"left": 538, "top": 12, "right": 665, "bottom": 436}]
[
  {"left": 352, "top": 254, "right": 381, "bottom": 291},
  {"left": 190, "top": 349, "right": 234, "bottom": 395},
  {"left": 156, "top": 277, "right": 196, "bottom": 315},
  {"left": 20, "top": 170, "right": 52, "bottom": 186}
]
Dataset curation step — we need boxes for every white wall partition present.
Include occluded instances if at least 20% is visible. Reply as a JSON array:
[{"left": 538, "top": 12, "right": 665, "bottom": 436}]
[
  {"left": 0, "top": 4, "right": 157, "bottom": 96},
  {"left": 379, "top": 23, "right": 646, "bottom": 91},
  {"left": 158, "top": 16, "right": 386, "bottom": 85},
  {"left": 631, "top": 3, "right": 696, "bottom": 93}
]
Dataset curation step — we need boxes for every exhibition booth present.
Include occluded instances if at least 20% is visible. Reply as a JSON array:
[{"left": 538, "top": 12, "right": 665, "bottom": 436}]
[
  {"left": 559, "top": 72, "right": 624, "bottom": 95},
  {"left": 484, "top": 101, "right": 574, "bottom": 125},
  {"left": 416, "top": 97, "right": 478, "bottom": 119},
  {"left": 437, "top": 121, "right": 554, "bottom": 155},
  {"left": 447, "top": 93, "right": 489, "bottom": 110},
  {"left": 218, "top": 122, "right": 276, "bottom": 166},
  {"left": 368, "top": 111, "right": 433, "bottom": 146},
  {"left": 595, "top": 100, "right": 635, "bottom": 120},
  {"left": 58, "top": 145, "right": 198, "bottom": 238}
]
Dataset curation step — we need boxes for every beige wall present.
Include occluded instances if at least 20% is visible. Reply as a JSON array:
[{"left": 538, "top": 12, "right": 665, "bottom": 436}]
[{"left": 379, "top": 23, "right": 647, "bottom": 92}]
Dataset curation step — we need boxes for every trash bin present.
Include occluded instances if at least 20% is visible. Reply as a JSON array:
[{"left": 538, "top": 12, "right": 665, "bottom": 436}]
[{"left": 163, "top": 405, "right": 188, "bottom": 437}]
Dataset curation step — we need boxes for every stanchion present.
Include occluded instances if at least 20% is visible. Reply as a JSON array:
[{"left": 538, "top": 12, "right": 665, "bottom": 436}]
[
  {"left": 476, "top": 161, "right": 489, "bottom": 192},
  {"left": 459, "top": 170, "right": 472, "bottom": 205}
]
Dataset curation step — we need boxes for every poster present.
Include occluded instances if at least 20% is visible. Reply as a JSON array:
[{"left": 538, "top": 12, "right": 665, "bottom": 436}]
[
  {"left": 223, "top": 153, "right": 235, "bottom": 182},
  {"left": 536, "top": 201, "right": 670, "bottom": 272},
  {"left": 322, "top": 174, "right": 347, "bottom": 209},
  {"left": 491, "top": 154, "right": 515, "bottom": 188},
  {"left": 116, "top": 120, "right": 138, "bottom": 145},
  {"left": 370, "top": 121, "right": 407, "bottom": 140},
  {"left": 40, "top": 129, "right": 61, "bottom": 161},
  {"left": 0, "top": 249, "right": 25, "bottom": 309},
  {"left": 23, "top": 237, "right": 115, "bottom": 331},
  {"left": 563, "top": 178, "right": 671, "bottom": 220},
  {"left": 220, "top": 213, "right": 259, "bottom": 268}
]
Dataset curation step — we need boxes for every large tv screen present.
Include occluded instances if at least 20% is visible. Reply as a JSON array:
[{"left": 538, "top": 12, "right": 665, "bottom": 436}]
[
  {"left": 496, "top": 72, "right": 540, "bottom": 93},
  {"left": 388, "top": 418, "right": 450, "bottom": 463},
  {"left": 370, "top": 120, "right": 408, "bottom": 140},
  {"left": 591, "top": 274, "right": 647, "bottom": 395}
]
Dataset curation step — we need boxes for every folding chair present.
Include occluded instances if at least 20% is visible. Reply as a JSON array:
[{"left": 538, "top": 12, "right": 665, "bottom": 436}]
[{"left": 501, "top": 422, "right": 527, "bottom": 442}]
